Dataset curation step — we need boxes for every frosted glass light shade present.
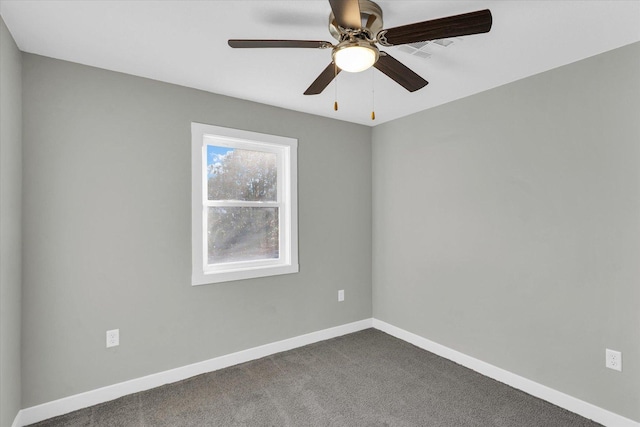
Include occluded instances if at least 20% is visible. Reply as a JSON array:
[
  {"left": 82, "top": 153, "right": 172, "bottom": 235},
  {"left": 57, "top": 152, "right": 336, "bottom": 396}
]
[{"left": 334, "top": 45, "right": 377, "bottom": 73}]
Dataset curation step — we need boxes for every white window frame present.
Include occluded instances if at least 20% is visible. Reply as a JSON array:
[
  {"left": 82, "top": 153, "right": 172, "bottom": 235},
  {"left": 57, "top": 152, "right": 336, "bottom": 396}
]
[{"left": 191, "top": 122, "right": 298, "bottom": 285}]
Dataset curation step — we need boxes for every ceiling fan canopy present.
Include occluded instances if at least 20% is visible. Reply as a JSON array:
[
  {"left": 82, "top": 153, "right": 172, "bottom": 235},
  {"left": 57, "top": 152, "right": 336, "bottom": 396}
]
[{"left": 228, "top": 0, "right": 492, "bottom": 96}]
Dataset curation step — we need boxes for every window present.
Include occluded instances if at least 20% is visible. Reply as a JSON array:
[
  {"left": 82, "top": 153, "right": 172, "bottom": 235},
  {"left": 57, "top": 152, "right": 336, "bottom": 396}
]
[{"left": 191, "top": 123, "right": 298, "bottom": 285}]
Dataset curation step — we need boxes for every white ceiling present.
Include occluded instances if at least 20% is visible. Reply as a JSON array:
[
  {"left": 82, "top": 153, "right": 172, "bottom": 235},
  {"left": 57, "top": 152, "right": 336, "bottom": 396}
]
[{"left": 1, "top": 1, "right": 639, "bottom": 126}]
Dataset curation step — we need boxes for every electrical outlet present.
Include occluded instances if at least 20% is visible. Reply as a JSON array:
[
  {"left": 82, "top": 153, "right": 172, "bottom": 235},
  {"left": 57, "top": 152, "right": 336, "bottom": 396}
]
[
  {"left": 605, "top": 348, "right": 622, "bottom": 372},
  {"left": 338, "top": 290, "right": 345, "bottom": 302},
  {"left": 106, "top": 329, "right": 119, "bottom": 348}
]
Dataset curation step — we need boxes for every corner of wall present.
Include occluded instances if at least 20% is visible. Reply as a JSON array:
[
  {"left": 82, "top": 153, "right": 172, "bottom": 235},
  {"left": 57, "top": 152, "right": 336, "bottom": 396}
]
[{"left": 0, "top": 15, "right": 23, "bottom": 427}]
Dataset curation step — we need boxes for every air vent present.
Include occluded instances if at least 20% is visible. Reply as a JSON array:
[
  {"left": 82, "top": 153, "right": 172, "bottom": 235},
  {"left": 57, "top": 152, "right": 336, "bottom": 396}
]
[
  {"left": 432, "top": 39, "right": 454, "bottom": 47},
  {"left": 396, "top": 37, "right": 460, "bottom": 60},
  {"left": 408, "top": 41, "right": 429, "bottom": 49}
]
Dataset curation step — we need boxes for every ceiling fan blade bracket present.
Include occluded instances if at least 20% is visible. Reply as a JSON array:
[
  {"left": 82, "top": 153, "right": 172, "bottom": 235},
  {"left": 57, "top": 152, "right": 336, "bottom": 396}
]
[{"left": 377, "top": 30, "right": 391, "bottom": 47}]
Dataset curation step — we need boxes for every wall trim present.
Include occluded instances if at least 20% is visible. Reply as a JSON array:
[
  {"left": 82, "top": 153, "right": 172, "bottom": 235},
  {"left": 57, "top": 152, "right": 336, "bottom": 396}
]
[
  {"left": 372, "top": 318, "right": 639, "bottom": 427},
  {"left": 17, "top": 317, "right": 638, "bottom": 427},
  {"left": 17, "top": 318, "right": 373, "bottom": 426},
  {"left": 11, "top": 411, "right": 23, "bottom": 427}
]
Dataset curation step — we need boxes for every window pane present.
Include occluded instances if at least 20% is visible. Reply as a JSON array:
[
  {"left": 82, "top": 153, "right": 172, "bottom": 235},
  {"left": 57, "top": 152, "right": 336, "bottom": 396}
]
[
  {"left": 207, "top": 146, "right": 277, "bottom": 201},
  {"left": 208, "top": 207, "right": 279, "bottom": 264}
]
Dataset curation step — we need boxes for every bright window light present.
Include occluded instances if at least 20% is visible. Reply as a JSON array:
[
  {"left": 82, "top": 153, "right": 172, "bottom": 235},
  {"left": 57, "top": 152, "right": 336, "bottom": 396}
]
[{"left": 191, "top": 123, "right": 299, "bottom": 285}]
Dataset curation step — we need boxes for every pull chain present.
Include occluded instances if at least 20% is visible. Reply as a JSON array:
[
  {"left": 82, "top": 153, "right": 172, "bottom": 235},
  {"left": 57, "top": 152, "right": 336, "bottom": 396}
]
[
  {"left": 334, "top": 62, "right": 339, "bottom": 111},
  {"left": 371, "top": 67, "right": 376, "bottom": 121}
]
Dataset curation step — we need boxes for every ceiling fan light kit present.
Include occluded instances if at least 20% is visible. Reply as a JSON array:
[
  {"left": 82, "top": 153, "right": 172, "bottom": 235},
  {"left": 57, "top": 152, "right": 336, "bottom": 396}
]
[
  {"left": 333, "top": 40, "right": 379, "bottom": 73},
  {"left": 228, "top": 0, "right": 492, "bottom": 111}
]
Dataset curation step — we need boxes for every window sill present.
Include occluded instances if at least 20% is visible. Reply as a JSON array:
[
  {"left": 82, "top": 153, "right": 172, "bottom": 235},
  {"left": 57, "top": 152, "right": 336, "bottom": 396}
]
[{"left": 192, "top": 263, "right": 299, "bottom": 286}]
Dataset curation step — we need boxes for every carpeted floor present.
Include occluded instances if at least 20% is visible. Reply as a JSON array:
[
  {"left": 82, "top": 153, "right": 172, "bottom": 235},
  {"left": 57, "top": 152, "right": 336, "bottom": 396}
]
[{"left": 29, "top": 329, "right": 602, "bottom": 426}]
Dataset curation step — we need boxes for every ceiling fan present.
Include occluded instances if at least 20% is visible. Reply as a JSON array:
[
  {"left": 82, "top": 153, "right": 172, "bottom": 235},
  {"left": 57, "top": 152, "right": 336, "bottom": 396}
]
[{"left": 228, "top": 0, "right": 492, "bottom": 96}]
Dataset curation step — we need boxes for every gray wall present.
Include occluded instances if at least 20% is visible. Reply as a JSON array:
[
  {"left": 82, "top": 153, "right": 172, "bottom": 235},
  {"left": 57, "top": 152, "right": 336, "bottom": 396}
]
[
  {"left": 10, "top": 28, "right": 639, "bottom": 423},
  {"left": 372, "top": 42, "right": 640, "bottom": 422},
  {"left": 0, "top": 17, "right": 22, "bottom": 427},
  {"left": 21, "top": 53, "right": 372, "bottom": 407}
]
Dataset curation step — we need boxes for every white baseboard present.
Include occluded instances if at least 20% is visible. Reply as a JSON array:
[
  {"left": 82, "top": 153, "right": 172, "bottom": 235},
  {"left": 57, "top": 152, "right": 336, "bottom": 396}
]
[
  {"left": 17, "top": 317, "right": 639, "bottom": 427},
  {"left": 18, "top": 318, "right": 373, "bottom": 426},
  {"left": 372, "top": 318, "right": 639, "bottom": 427},
  {"left": 11, "top": 410, "right": 23, "bottom": 427}
]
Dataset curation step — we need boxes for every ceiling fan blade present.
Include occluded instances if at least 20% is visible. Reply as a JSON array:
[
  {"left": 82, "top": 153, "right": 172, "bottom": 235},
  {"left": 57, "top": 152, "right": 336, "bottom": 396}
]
[
  {"left": 228, "top": 39, "right": 333, "bottom": 49},
  {"left": 304, "top": 63, "right": 341, "bottom": 95},
  {"left": 377, "top": 9, "right": 492, "bottom": 46},
  {"left": 329, "top": 0, "right": 362, "bottom": 30},
  {"left": 374, "top": 52, "right": 428, "bottom": 92}
]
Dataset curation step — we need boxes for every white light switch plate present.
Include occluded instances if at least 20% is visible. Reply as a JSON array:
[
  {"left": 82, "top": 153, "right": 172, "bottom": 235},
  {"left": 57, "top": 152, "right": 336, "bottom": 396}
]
[{"left": 338, "top": 290, "right": 344, "bottom": 302}]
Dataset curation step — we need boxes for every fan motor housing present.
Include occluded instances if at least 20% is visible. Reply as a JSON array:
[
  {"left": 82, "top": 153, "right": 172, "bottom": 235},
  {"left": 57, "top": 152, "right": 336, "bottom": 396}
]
[{"left": 328, "top": 0, "right": 383, "bottom": 41}]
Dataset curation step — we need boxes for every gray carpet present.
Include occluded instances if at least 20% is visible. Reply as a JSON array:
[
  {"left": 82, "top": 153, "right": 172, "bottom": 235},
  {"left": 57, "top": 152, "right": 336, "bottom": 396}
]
[{"left": 29, "top": 329, "right": 602, "bottom": 426}]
